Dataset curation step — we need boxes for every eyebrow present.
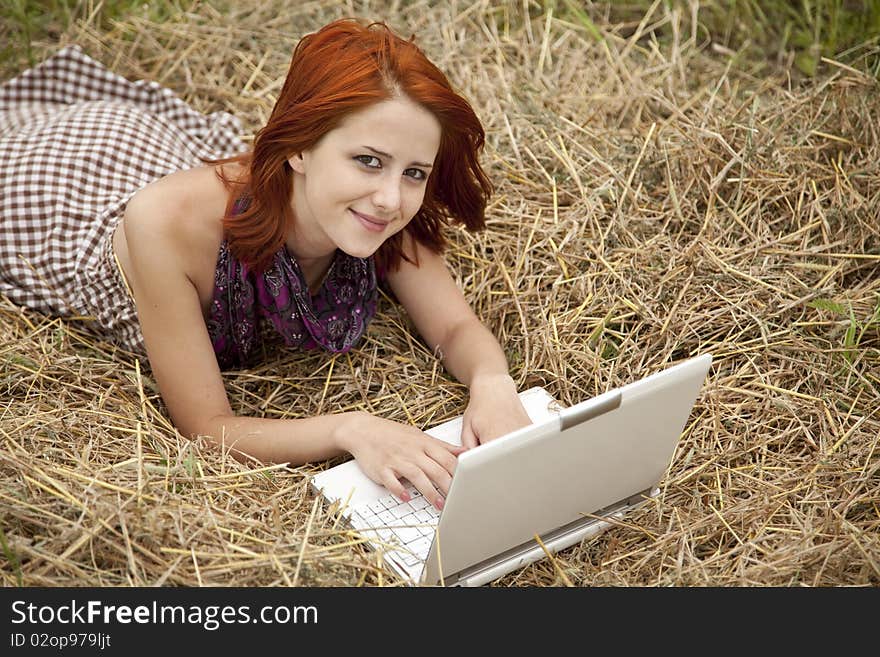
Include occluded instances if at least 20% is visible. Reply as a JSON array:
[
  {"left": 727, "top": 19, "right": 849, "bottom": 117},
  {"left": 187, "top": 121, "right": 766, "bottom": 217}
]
[{"left": 362, "top": 145, "right": 433, "bottom": 169}]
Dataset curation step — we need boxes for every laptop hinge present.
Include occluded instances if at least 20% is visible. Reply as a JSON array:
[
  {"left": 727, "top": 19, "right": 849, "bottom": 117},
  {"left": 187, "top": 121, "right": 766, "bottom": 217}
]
[
  {"left": 440, "top": 487, "right": 654, "bottom": 586},
  {"left": 559, "top": 391, "right": 621, "bottom": 430}
]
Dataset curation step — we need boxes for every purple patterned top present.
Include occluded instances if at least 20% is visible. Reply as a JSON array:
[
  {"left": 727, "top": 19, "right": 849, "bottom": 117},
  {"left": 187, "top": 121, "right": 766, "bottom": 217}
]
[{"left": 206, "top": 200, "right": 378, "bottom": 369}]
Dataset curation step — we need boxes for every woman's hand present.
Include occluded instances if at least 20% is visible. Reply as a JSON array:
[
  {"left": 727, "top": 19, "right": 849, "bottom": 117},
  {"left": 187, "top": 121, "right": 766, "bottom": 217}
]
[
  {"left": 336, "top": 412, "right": 465, "bottom": 510},
  {"left": 460, "top": 374, "right": 533, "bottom": 449}
]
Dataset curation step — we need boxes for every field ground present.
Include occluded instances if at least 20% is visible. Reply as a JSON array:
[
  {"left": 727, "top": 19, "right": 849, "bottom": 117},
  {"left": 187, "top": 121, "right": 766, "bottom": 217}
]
[{"left": 1, "top": 1, "right": 878, "bottom": 586}]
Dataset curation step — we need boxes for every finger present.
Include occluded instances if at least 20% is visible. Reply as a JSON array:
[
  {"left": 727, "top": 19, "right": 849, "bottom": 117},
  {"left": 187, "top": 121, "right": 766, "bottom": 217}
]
[
  {"left": 399, "top": 464, "right": 445, "bottom": 510},
  {"left": 477, "top": 414, "right": 533, "bottom": 444},
  {"left": 460, "top": 424, "right": 478, "bottom": 449},
  {"left": 425, "top": 443, "right": 460, "bottom": 480},
  {"left": 379, "top": 471, "right": 409, "bottom": 503},
  {"left": 431, "top": 437, "right": 468, "bottom": 454},
  {"left": 417, "top": 453, "right": 454, "bottom": 497}
]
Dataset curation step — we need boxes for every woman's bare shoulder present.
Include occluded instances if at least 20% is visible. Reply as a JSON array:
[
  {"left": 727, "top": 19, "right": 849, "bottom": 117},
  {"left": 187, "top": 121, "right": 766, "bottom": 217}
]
[
  {"left": 119, "top": 164, "right": 245, "bottom": 303},
  {"left": 125, "top": 165, "right": 237, "bottom": 246}
]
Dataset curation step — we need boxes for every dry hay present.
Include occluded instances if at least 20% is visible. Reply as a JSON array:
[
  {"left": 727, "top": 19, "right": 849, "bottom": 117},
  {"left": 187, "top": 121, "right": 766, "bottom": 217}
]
[{"left": 1, "top": 1, "right": 878, "bottom": 587}]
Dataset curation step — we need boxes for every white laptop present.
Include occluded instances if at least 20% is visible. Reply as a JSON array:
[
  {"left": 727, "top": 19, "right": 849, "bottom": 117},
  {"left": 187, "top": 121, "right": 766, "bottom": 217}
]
[{"left": 311, "top": 353, "right": 712, "bottom": 586}]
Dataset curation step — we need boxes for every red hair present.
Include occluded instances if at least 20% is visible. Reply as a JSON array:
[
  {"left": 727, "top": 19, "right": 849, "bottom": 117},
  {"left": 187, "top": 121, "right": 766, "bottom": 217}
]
[{"left": 207, "top": 18, "right": 492, "bottom": 273}]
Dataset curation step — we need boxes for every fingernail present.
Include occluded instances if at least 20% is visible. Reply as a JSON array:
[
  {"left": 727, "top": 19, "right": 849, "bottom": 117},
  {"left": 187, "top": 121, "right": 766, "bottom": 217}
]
[{"left": 435, "top": 497, "right": 445, "bottom": 511}]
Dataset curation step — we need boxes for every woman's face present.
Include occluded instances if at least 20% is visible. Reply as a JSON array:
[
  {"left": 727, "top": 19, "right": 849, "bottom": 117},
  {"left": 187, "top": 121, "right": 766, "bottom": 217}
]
[{"left": 287, "top": 95, "right": 442, "bottom": 260}]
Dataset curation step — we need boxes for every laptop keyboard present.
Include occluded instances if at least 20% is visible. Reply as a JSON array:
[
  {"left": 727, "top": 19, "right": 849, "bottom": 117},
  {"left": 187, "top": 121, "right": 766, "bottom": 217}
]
[{"left": 348, "top": 483, "right": 440, "bottom": 567}]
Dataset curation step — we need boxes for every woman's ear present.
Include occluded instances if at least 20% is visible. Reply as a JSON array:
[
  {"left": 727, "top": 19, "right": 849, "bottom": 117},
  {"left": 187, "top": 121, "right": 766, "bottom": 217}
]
[{"left": 287, "top": 153, "right": 305, "bottom": 174}]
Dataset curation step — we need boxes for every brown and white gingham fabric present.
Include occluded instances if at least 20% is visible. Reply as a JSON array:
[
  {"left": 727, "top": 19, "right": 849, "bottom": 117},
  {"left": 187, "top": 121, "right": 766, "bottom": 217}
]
[{"left": 0, "top": 45, "right": 245, "bottom": 355}]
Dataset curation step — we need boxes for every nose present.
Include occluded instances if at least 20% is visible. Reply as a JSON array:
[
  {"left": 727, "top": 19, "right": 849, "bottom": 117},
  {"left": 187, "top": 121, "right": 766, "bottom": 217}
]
[{"left": 371, "top": 174, "right": 401, "bottom": 213}]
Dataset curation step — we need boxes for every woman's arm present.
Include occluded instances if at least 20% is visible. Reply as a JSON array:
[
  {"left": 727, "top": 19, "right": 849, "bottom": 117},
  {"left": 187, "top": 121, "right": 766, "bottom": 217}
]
[
  {"left": 119, "top": 180, "right": 457, "bottom": 509},
  {"left": 387, "top": 233, "right": 532, "bottom": 447},
  {"left": 121, "top": 181, "right": 338, "bottom": 461}
]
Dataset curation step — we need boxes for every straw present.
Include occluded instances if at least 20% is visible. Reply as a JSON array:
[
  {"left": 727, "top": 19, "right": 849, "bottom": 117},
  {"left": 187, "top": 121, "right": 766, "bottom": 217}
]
[{"left": 1, "top": 1, "right": 878, "bottom": 586}]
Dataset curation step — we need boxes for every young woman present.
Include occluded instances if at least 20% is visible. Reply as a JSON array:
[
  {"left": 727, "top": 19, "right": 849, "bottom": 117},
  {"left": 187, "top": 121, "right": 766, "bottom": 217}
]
[{"left": 0, "top": 18, "right": 532, "bottom": 509}]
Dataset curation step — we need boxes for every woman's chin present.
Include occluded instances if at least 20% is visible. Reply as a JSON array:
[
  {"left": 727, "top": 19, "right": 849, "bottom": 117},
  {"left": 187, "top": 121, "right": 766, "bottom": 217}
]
[{"left": 337, "top": 242, "right": 381, "bottom": 260}]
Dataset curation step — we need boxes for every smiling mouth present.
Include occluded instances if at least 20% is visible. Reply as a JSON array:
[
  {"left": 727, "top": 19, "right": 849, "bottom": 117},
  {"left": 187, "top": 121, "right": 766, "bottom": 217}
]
[{"left": 351, "top": 209, "right": 389, "bottom": 232}]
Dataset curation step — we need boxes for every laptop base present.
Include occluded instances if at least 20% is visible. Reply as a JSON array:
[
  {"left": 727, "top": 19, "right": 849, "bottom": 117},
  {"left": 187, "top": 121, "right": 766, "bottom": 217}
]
[{"left": 425, "top": 486, "right": 657, "bottom": 586}]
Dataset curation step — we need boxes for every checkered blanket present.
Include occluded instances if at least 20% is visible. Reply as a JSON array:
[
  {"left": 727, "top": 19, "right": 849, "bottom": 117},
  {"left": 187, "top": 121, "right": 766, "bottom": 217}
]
[{"left": 0, "top": 45, "right": 244, "bottom": 353}]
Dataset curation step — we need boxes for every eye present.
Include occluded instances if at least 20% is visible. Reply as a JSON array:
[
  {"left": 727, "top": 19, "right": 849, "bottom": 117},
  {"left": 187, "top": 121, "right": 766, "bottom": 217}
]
[
  {"left": 355, "top": 155, "right": 381, "bottom": 168},
  {"left": 404, "top": 168, "right": 427, "bottom": 181}
]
